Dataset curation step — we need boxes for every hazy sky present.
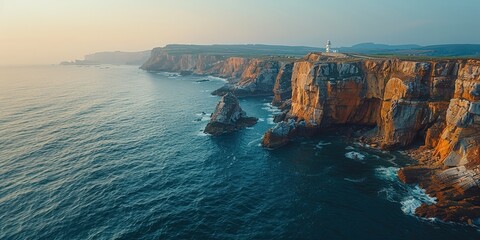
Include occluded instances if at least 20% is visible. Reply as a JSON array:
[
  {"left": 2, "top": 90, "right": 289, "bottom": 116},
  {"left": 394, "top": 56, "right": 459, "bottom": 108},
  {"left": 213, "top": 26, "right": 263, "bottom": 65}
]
[{"left": 1, "top": 0, "right": 479, "bottom": 65}]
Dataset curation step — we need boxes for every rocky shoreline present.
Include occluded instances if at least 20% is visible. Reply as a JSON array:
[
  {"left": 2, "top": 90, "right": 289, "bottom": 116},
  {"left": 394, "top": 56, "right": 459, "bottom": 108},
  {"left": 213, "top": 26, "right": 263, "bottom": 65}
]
[{"left": 141, "top": 48, "right": 480, "bottom": 224}]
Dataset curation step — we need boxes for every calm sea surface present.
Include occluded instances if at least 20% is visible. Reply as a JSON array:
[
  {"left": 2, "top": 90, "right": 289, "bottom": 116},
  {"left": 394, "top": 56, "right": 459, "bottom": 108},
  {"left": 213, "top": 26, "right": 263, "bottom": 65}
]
[{"left": 0, "top": 65, "right": 478, "bottom": 239}]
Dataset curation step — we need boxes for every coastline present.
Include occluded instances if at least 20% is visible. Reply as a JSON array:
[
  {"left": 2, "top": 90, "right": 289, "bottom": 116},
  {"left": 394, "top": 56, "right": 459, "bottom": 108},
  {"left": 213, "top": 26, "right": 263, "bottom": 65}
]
[{"left": 140, "top": 48, "right": 480, "bottom": 224}]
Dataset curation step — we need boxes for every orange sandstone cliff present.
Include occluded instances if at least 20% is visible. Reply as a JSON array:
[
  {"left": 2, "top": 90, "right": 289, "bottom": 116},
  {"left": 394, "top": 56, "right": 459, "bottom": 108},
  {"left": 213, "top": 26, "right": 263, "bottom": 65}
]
[{"left": 262, "top": 53, "right": 480, "bottom": 223}]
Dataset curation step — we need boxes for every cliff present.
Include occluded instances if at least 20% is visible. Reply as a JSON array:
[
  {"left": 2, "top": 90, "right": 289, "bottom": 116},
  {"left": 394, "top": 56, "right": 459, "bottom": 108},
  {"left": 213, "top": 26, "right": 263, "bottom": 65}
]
[
  {"left": 141, "top": 46, "right": 295, "bottom": 99},
  {"left": 140, "top": 47, "right": 225, "bottom": 75},
  {"left": 263, "top": 53, "right": 480, "bottom": 223}
]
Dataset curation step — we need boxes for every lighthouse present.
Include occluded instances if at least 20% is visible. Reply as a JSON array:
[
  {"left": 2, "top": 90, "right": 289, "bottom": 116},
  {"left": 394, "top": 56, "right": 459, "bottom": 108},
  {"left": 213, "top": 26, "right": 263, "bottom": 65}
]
[{"left": 325, "top": 40, "right": 331, "bottom": 53}]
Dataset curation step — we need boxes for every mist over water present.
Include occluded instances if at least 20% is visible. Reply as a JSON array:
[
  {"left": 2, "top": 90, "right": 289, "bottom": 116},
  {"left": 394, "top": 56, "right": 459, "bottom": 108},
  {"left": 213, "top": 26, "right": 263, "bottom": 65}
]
[{"left": 0, "top": 65, "right": 478, "bottom": 239}]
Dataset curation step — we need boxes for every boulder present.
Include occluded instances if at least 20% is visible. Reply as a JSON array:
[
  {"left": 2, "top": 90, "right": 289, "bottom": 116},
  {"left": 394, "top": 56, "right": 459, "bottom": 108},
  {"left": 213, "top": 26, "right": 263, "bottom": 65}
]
[{"left": 261, "top": 121, "right": 294, "bottom": 149}]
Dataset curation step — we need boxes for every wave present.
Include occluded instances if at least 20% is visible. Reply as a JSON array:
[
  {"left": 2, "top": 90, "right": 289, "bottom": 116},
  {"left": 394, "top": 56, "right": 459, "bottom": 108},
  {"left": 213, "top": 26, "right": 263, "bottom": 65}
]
[
  {"left": 378, "top": 186, "right": 398, "bottom": 203},
  {"left": 196, "top": 130, "right": 209, "bottom": 137},
  {"left": 374, "top": 166, "right": 399, "bottom": 181},
  {"left": 267, "top": 118, "right": 275, "bottom": 125},
  {"left": 345, "top": 151, "right": 366, "bottom": 161},
  {"left": 375, "top": 166, "right": 437, "bottom": 216},
  {"left": 400, "top": 186, "right": 437, "bottom": 215},
  {"left": 344, "top": 177, "right": 366, "bottom": 183},
  {"left": 315, "top": 141, "right": 331, "bottom": 149},
  {"left": 261, "top": 103, "right": 282, "bottom": 114},
  {"left": 193, "top": 113, "right": 211, "bottom": 122},
  {"left": 207, "top": 76, "right": 228, "bottom": 83},
  {"left": 247, "top": 138, "right": 262, "bottom": 146}
]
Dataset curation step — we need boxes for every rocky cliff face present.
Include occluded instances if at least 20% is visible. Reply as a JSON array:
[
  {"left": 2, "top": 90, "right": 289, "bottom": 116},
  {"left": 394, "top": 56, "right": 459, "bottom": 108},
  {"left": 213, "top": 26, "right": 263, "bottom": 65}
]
[
  {"left": 141, "top": 48, "right": 294, "bottom": 97},
  {"left": 141, "top": 48, "right": 224, "bottom": 75},
  {"left": 211, "top": 60, "right": 294, "bottom": 97},
  {"left": 272, "top": 62, "right": 294, "bottom": 106},
  {"left": 284, "top": 54, "right": 478, "bottom": 150},
  {"left": 264, "top": 53, "right": 480, "bottom": 223}
]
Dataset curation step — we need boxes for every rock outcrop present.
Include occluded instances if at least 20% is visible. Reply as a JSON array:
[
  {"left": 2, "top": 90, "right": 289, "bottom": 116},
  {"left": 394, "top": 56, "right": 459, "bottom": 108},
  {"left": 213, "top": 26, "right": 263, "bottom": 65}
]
[
  {"left": 263, "top": 53, "right": 480, "bottom": 223},
  {"left": 211, "top": 60, "right": 293, "bottom": 97},
  {"left": 204, "top": 93, "right": 257, "bottom": 136},
  {"left": 261, "top": 120, "right": 295, "bottom": 149}
]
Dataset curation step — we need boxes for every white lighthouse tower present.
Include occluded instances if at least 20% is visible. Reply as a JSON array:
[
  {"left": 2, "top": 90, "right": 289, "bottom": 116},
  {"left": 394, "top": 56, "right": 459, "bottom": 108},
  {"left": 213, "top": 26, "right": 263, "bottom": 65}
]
[{"left": 325, "top": 40, "right": 331, "bottom": 53}]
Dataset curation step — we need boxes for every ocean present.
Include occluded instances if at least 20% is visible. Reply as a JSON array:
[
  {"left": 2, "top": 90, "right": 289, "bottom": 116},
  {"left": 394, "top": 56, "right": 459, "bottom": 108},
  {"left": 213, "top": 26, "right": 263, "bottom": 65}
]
[{"left": 0, "top": 65, "right": 478, "bottom": 239}]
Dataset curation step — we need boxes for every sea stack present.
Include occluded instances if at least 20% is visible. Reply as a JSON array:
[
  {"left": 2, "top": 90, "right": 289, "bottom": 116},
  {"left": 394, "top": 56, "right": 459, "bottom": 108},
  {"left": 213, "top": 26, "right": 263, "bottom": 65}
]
[{"left": 204, "top": 93, "right": 258, "bottom": 136}]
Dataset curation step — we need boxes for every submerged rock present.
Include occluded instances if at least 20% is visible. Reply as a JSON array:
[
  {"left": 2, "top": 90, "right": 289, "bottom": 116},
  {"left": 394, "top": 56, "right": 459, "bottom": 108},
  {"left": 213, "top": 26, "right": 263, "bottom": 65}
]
[{"left": 204, "top": 93, "right": 257, "bottom": 136}]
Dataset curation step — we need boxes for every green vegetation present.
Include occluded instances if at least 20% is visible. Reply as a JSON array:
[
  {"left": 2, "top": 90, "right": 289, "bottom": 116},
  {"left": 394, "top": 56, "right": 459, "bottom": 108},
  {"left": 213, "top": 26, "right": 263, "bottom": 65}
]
[
  {"left": 362, "top": 53, "right": 480, "bottom": 61},
  {"left": 156, "top": 44, "right": 322, "bottom": 58}
]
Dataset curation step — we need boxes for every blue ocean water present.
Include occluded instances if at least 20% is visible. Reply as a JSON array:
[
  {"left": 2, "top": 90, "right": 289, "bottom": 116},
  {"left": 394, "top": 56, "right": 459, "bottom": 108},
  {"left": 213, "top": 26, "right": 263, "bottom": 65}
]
[{"left": 0, "top": 65, "right": 478, "bottom": 239}]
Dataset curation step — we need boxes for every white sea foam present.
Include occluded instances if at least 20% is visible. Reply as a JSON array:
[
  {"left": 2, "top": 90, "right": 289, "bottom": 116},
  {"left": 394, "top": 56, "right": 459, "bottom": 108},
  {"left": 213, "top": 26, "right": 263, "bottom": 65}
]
[
  {"left": 207, "top": 76, "right": 228, "bottom": 82},
  {"left": 316, "top": 141, "right": 332, "bottom": 146},
  {"left": 400, "top": 185, "right": 437, "bottom": 215},
  {"left": 267, "top": 118, "right": 275, "bottom": 125},
  {"left": 345, "top": 151, "right": 366, "bottom": 161},
  {"left": 196, "top": 130, "right": 209, "bottom": 137},
  {"left": 258, "top": 118, "right": 265, "bottom": 122},
  {"left": 375, "top": 166, "right": 437, "bottom": 216},
  {"left": 193, "top": 113, "right": 211, "bottom": 122},
  {"left": 262, "top": 103, "right": 282, "bottom": 114},
  {"left": 374, "top": 166, "right": 399, "bottom": 181},
  {"left": 248, "top": 138, "right": 262, "bottom": 146},
  {"left": 316, "top": 141, "right": 331, "bottom": 149},
  {"left": 345, "top": 146, "right": 355, "bottom": 150},
  {"left": 378, "top": 186, "right": 398, "bottom": 203}
]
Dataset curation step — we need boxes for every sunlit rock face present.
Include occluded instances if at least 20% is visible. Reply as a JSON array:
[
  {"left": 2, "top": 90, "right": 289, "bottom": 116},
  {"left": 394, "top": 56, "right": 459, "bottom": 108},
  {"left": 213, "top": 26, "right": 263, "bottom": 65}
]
[
  {"left": 433, "top": 60, "right": 480, "bottom": 167},
  {"left": 272, "top": 62, "right": 294, "bottom": 106},
  {"left": 211, "top": 60, "right": 294, "bottom": 97},
  {"left": 287, "top": 55, "right": 479, "bottom": 161}
]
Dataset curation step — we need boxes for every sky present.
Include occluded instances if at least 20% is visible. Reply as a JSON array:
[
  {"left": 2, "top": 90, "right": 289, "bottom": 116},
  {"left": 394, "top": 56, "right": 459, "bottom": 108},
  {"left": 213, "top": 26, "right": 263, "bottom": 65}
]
[{"left": 0, "top": 0, "right": 479, "bottom": 65}]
